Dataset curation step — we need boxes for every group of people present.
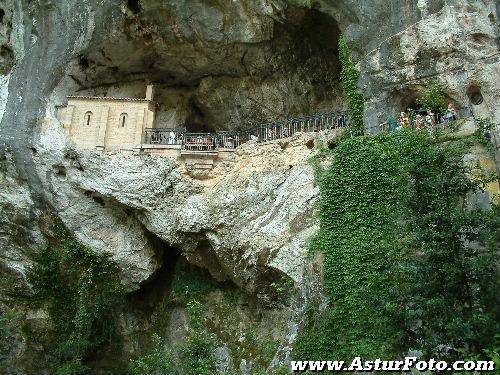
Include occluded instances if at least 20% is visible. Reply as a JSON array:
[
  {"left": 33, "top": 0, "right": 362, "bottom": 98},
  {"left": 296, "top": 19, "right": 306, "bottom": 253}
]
[{"left": 385, "top": 103, "right": 458, "bottom": 134}]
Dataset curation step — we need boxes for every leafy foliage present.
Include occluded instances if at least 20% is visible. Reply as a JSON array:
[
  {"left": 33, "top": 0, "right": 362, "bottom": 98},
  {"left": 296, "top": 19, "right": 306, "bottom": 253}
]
[
  {"left": 295, "top": 130, "right": 499, "bottom": 361},
  {"left": 170, "top": 263, "right": 219, "bottom": 303},
  {"left": 473, "top": 117, "right": 498, "bottom": 157},
  {"left": 339, "top": 36, "right": 365, "bottom": 135},
  {"left": 128, "top": 333, "right": 174, "bottom": 375},
  {"left": 270, "top": 275, "right": 295, "bottom": 299},
  {"left": 182, "top": 300, "right": 217, "bottom": 374},
  {"left": 129, "top": 299, "right": 217, "bottom": 375},
  {"left": 415, "top": 85, "right": 446, "bottom": 113},
  {"left": 26, "top": 229, "right": 125, "bottom": 375}
]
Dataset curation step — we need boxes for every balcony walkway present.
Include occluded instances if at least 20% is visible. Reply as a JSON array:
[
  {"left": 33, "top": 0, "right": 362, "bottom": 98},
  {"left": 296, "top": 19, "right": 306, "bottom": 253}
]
[{"left": 142, "top": 111, "right": 349, "bottom": 152}]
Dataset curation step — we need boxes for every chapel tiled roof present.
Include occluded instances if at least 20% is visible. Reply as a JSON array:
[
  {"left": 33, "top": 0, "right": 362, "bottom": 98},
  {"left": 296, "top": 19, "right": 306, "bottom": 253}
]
[{"left": 67, "top": 95, "right": 151, "bottom": 102}]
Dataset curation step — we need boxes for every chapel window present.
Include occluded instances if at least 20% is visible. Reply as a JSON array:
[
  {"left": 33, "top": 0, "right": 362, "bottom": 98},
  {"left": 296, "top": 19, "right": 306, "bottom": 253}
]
[
  {"left": 119, "top": 113, "right": 128, "bottom": 127},
  {"left": 84, "top": 111, "right": 92, "bottom": 126}
]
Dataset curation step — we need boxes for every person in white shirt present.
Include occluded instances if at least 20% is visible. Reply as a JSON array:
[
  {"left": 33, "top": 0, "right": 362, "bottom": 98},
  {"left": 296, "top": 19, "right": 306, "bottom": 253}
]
[{"left": 168, "top": 131, "right": 176, "bottom": 145}]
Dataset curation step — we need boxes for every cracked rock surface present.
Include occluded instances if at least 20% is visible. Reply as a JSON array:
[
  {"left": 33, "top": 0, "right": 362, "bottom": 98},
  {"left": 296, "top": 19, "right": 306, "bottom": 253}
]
[
  {"left": 33, "top": 115, "right": 334, "bottom": 293},
  {"left": 0, "top": 0, "right": 499, "bottom": 372}
]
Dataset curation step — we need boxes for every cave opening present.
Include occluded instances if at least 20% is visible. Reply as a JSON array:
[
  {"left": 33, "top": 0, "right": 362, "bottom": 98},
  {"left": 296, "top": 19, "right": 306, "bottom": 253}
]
[
  {"left": 127, "top": 232, "right": 180, "bottom": 312},
  {"left": 184, "top": 98, "right": 215, "bottom": 133},
  {"left": 467, "top": 85, "right": 484, "bottom": 106},
  {"left": 56, "top": 4, "right": 347, "bottom": 136},
  {"left": 396, "top": 88, "right": 458, "bottom": 114},
  {"left": 125, "top": 0, "right": 141, "bottom": 14},
  {"left": 0, "top": 9, "right": 5, "bottom": 24},
  {"left": 78, "top": 55, "right": 90, "bottom": 70},
  {"left": 126, "top": 232, "right": 234, "bottom": 313},
  {"left": 273, "top": 8, "right": 342, "bottom": 87}
]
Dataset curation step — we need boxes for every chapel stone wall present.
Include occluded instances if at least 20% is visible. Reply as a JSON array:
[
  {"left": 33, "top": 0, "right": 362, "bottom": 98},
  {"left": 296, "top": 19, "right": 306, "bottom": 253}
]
[{"left": 63, "top": 97, "right": 154, "bottom": 151}]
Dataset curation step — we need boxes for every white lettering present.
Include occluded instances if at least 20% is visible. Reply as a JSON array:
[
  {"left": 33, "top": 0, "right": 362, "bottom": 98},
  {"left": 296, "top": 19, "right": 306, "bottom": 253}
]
[
  {"left": 463, "top": 361, "right": 475, "bottom": 371},
  {"left": 326, "top": 361, "right": 345, "bottom": 371},
  {"left": 348, "top": 357, "right": 363, "bottom": 371},
  {"left": 476, "top": 360, "right": 494, "bottom": 371},
  {"left": 291, "top": 357, "right": 495, "bottom": 372},
  {"left": 291, "top": 361, "right": 308, "bottom": 371},
  {"left": 427, "top": 358, "right": 436, "bottom": 370},
  {"left": 402, "top": 357, "right": 418, "bottom": 371},
  {"left": 454, "top": 361, "right": 464, "bottom": 371},
  {"left": 363, "top": 360, "right": 374, "bottom": 371},
  {"left": 415, "top": 361, "right": 428, "bottom": 371}
]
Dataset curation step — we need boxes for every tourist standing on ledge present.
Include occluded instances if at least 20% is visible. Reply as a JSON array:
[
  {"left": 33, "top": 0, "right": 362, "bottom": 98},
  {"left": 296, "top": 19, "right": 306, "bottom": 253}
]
[{"left": 444, "top": 103, "right": 457, "bottom": 122}]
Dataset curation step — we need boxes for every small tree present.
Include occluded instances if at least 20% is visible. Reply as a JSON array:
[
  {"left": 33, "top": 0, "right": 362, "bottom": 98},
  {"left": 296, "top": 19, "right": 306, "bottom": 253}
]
[{"left": 415, "top": 85, "right": 446, "bottom": 114}]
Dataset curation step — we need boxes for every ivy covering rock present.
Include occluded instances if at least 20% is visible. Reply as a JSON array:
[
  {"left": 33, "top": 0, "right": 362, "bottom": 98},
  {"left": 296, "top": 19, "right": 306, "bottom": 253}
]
[
  {"left": 25, "top": 224, "right": 125, "bottom": 374},
  {"left": 295, "top": 130, "right": 499, "bottom": 362},
  {"left": 339, "top": 36, "right": 365, "bottom": 135}
]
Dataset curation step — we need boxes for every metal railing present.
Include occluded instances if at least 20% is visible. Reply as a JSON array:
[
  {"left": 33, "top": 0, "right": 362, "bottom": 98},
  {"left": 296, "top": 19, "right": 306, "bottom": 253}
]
[
  {"left": 183, "top": 133, "right": 215, "bottom": 151},
  {"left": 246, "top": 112, "right": 349, "bottom": 142},
  {"left": 143, "top": 112, "right": 349, "bottom": 151},
  {"left": 215, "top": 131, "right": 243, "bottom": 149},
  {"left": 144, "top": 127, "right": 186, "bottom": 145}
]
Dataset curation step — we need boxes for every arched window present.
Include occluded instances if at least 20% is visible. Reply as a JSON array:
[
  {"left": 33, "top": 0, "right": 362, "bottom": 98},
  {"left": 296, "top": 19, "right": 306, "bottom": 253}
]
[
  {"left": 84, "top": 111, "right": 92, "bottom": 126},
  {"left": 119, "top": 113, "right": 128, "bottom": 127}
]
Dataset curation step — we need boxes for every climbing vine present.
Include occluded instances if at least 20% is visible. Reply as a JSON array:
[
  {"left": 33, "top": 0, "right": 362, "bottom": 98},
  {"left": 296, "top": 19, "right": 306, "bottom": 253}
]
[
  {"left": 339, "top": 36, "right": 365, "bottom": 135},
  {"left": 26, "top": 225, "right": 125, "bottom": 375},
  {"left": 295, "top": 130, "right": 499, "bottom": 361},
  {"left": 474, "top": 117, "right": 498, "bottom": 157}
]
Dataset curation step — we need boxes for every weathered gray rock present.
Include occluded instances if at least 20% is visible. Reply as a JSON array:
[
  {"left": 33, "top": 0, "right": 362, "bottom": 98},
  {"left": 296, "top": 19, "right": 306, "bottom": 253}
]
[
  {"left": 0, "top": 0, "right": 499, "bottom": 372},
  {"left": 32, "top": 112, "right": 331, "bottom": 293},
  {"left": 0, "top": 152, "right": 44, "bottom": 303},
  {"left": 359, "top": 2, "right": 500, "bottom": 132},
  {"left": 214, "top": 345, "right": 234, "bottom": 373}
]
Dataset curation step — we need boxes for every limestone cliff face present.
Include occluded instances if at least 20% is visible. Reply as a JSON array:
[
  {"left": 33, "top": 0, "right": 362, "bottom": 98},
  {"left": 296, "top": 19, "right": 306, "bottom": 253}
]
[
  {"left": 0, "top": 153, "right": 45, "bottom": 303},
  {"left": 359, "top": 1, "right": 500, "bottom": 133},
  {"left": 0, "top": 0, "right": 499, "bottom": 373},
  {"left": 1, "top": 100, "right": 331, "bottom": 372},
  {"left": 33, "top": 114, "right": 332, "bottom": 293}
]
